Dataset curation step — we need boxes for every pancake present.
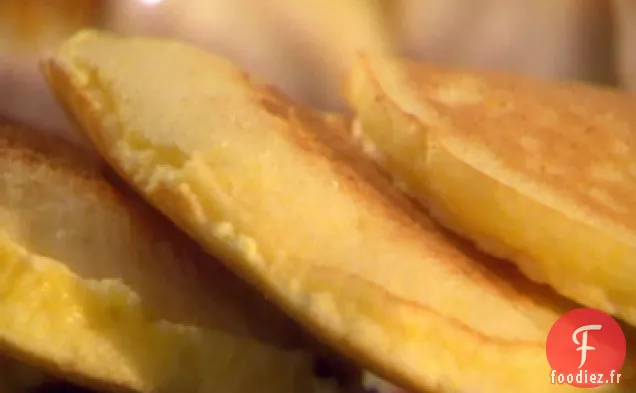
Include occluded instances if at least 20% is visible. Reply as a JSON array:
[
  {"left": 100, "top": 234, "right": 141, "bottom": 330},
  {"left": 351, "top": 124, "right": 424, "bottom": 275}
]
[
  {"left": 0, "top": 120, "right": 322, "bottom": 393},
  {"left": 42, "top": 29, "right": 636, "bottom": 393},
  {"left": 344, "top": 55, "right": 636, "bottom": 327}
]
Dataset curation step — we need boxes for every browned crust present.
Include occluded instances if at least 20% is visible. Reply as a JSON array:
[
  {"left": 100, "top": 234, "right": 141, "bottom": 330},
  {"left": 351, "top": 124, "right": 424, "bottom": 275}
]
[
  {"left": 403, "top": 59, "right": 636, "bottom": 231},
  {"left": 254, "top": 69, "right": 563, "bottom": 299},
  {"left": 0, "top": 117, "right": 104, "bottom": 178},
  {"left": 256, "top": 74, "right": 481, "bottom": 260}
]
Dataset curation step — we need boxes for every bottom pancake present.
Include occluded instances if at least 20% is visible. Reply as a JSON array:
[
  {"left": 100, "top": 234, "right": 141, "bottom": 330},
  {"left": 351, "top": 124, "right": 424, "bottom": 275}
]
[{"left": 0, "top": 121, "right": 329, "bottom": 393}]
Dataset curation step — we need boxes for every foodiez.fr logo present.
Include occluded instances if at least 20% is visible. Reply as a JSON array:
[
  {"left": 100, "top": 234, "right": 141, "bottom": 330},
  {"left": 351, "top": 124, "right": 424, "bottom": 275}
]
[{"left": 546, "top": 308, "right": 627, "bottom": 388}]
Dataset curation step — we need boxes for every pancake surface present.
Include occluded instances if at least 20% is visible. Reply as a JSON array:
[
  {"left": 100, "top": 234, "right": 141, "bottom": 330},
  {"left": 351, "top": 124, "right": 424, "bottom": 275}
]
[
  {"left": 0, "top": 121, "right": 318, "bottom": 393},
  {"left": 43, "top": 29, "right": 636, "bottom": 393},
  {"left": 345, "top": 55, "right": 636, "bottom": 326}
]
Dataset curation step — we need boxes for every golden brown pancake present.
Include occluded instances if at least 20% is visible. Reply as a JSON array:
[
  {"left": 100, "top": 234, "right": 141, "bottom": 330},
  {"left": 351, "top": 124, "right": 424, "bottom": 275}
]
[
  {"left": 0, "top": 120, "right": 322, "bottom": 393},
  {"left": 41, "top": 29, "right": 636, "bottom": 393},
  {"left": 344, "top": 55, "right": 636, "bottom": 327}
]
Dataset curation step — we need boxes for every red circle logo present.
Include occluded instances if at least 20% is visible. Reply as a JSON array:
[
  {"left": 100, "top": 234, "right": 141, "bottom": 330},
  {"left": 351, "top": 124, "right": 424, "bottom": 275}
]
[{"left": 546, "top": 308, "right": 626, "bottom": 388}]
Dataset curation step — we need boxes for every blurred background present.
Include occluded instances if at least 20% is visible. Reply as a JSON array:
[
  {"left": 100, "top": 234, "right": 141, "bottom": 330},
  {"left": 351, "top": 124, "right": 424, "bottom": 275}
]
[{"left": 0, "top": 0, "right": 634, "bottom": 142}]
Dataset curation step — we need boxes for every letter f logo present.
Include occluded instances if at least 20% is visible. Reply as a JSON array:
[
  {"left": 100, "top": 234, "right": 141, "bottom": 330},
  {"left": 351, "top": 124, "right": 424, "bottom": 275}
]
[{"left": 573, "top": 324, "right": 602, "bottom": 368}]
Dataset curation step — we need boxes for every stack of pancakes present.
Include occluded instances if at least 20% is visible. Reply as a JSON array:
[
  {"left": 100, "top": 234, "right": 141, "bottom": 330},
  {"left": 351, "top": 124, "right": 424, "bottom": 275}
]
[{"left": 0, "top": 29, "right": 635, "bottom": 393}]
